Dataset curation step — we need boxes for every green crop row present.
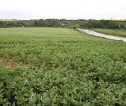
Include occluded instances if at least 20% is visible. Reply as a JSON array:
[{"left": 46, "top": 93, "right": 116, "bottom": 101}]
[{"left": 0, "top": 28, "right": 126, "bottom": 105}]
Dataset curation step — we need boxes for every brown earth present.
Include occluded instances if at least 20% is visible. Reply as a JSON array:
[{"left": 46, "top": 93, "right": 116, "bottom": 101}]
[
  {"left": 4, "top": 59, "right": 14, "bottom": 68},
  {"left": 0, "top": 57, "right": 28, "bottom": 68}
]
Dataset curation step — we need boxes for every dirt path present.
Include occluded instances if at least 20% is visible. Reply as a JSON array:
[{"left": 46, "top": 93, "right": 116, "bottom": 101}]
[{"left": 77, "top": 28, "right": 126, "bottom": 42}]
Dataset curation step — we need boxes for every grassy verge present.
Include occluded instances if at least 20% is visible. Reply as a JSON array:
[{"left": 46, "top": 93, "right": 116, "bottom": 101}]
[{"left": 92, "top": 28, "right": 126, "bottom": 37}]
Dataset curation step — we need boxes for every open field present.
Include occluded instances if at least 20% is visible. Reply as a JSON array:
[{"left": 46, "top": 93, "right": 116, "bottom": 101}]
[
  {"left": 0, "top": 27, "right": 126, "bottom": 105},
  {"left": 92, "top": 28, "right": 126, "bottom": 37}
]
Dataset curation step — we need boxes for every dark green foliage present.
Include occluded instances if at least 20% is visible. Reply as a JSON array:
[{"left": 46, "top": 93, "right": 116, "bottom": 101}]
[
  {"left": 80, "top": 20, "right": 126, "bottom": 29},
  {"left": 0, "top": 19, "right": 126, "bottom": 29},
  {"left": 0, "top": 66, "right": 126, "bottom": 106}
]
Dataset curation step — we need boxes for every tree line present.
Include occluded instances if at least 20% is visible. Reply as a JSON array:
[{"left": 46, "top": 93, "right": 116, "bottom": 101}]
[{"left": 0, "top": 19, "right": 126, "bottom": 29}]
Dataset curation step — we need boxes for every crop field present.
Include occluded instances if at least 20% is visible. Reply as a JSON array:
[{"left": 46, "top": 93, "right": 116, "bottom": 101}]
[
  {"left": 93, "top": 28, "right": 126, "bottom": 37},
  {"left": 0, "top": 27, "right": 126, "bottom": 105}
]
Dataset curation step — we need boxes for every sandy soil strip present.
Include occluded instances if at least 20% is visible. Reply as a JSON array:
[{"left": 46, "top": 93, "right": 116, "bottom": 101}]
[{"left": 77, "top": 28, "right": 126, "bottom": 42}]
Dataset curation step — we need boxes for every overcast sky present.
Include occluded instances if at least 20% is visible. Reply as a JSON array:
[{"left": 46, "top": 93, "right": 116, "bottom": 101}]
[{"left": 0, "top": 0, "right": 126, "bottom": 20}]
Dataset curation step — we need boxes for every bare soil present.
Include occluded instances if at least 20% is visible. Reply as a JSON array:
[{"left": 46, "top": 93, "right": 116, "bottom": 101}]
[{"left": 0, "top": 57, "right": 28, "bottom": 68}]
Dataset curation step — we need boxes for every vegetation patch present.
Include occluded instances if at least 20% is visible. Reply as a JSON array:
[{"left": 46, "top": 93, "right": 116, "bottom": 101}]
[{"left": 0, "top": 28, "right": 126, "bottom": 105}]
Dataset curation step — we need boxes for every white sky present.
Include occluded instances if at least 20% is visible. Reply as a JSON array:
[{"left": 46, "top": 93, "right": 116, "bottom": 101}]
[{"left": 0, "top": 0, "right": 126, "bottom": 20}]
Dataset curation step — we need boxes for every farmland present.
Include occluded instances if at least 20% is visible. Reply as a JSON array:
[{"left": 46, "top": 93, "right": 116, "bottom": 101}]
[
  {"left": 0, "top": 27, "right": 126, "bottom": 105},
  {"left": 93, "top": 28, "right": 126, "bottom": 37}
]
